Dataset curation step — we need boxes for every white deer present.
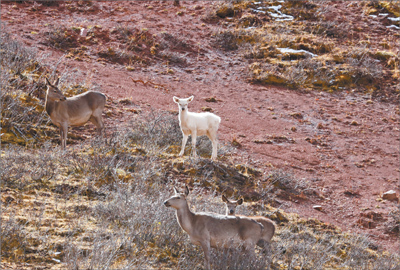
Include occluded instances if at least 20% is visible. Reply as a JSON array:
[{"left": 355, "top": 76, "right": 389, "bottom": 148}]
[
  {"left": 45, "top": 78, "right": 106, "bottom": 149},
  {"left": 222, "top": 195, "right": 275, "bottom": 253},
  {"left": 164, "top": 186, "right": 264, "bottom": 269},
  {"left": 173, "top": 96, "right": 221, "bottom": 160}
]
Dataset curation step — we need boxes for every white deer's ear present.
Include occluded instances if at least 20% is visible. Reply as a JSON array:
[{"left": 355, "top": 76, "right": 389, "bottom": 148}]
[
  {"left": 222, "top": 195, "right": 228, "bottom": 203},
  {"left": 187, "top": 96, "right": 194, "bottom": 102},
  {"left": 173, "top": 187, "right": 179, "bottom": 194},
  {"left": 55, "top": 78, "right": 60, "bottom": 86},
  {"left": 237, "top": 198, "right": 243, "bottom": 205},
  {"left": 173, "top": 96, "right": 179, "bottom": 103},
  {"left": 184, "top": 186, "right": 190, "bottom": 196}
]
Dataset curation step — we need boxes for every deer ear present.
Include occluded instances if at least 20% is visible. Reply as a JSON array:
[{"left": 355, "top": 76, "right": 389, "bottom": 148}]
[
  {"left": 237, "top": 198, "right": 243, "bottom": 205},
  {"left": 173, "top": 187, "right": 179, "bottom": 194},
  {"left": 184, "top": 186, "right": 190, "bottom": 196},
  {"left": 173, "top": 96, "right": 179, "bottom": 103},
  {"left": 188, "top": 96, "right": 194, "bottom": 102},
  {"left": 55, "top": 78, "right": 60, "bottom": 86},
  {"left": 222, "top": 195, "right": 228, "bottom": 203}
]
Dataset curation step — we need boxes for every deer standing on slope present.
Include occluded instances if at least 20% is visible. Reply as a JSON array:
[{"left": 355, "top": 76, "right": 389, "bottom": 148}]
[
  {"left": 222, "top": 195, "right": 276, "bottom": 254},
  {"left": 173, "top": 96, "right": 221, "bottom": 160},
  {"left": 164, "top": 186, "right": 264, "bottom": 270},
  {"left": 44, "top": 78, "right": 106, "bottom": 149}
]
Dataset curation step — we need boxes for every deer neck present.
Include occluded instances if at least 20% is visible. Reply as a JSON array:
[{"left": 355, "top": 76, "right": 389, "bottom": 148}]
[
  {"left": 175, "top": 201, "right": 195, "bottom": 234},
  {"left": 179, "top": 108, "right": 189, "bottom": 123},
  {"left": 45, "top": 94, "right": 56, "bottom": 117}
]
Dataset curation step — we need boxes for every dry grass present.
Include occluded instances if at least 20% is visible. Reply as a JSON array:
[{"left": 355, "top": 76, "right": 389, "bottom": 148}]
[{"left": 207, "top": 0, "right": 399, "bottom": 101}]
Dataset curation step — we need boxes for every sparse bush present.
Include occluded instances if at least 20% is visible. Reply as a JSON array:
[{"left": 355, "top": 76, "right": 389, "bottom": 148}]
[
  {"left": 45, "top": 25, "right": 79, "bottom": 49},
  {"left": 268, "top": 169, "right": 312, "bottom": 195},
  {"left": 0, "top": 29, "right": 57, "bottom": 146},
  {"left": 213, "top": 30, "right": 239, "bottom": 51}
]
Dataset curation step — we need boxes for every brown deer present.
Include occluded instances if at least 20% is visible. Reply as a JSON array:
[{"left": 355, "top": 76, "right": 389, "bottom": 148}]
[
  {"left": 164, "top": 186, "right": 265, "bottom": 269},
  {"left": 44, "top": 78, "right": 106, "bottom": 149},
  {"left": 222, "top": 195, "right": 275, "bottom": 253}
]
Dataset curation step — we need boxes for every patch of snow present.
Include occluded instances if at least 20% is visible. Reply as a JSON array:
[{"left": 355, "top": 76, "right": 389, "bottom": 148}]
[
  {"left": 269, "top": 12, "right": 294, "bottom": 21},
  {"left": 388, "top": 17, "right": 400, "bottom": 22},
  {"left": 52, "top": 258, "right": 61, "bottom": 263},
  {"left": 251, "top": 9, "right": 266, "bottom": 14},
  {"left": 378, "top": 13, "right": 389, "bottom": 16},
  {"left": 369, "top": 15, "right": 377, "bottom": 18},
  {"left": 277, "top": 47, "right": 317, "bottom": 58},
  {"left": 268, "top": 5, "right": 282, "bottom": 12},
  {"left": 387, "top": 25, "right": 400, "bottom": 30},
  {"left": 267, "top": 5, "right": 294, "bottom": 21}
]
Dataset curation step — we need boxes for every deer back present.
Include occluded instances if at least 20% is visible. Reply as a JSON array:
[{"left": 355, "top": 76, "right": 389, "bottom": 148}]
[{"left": 191, "top": 212, "right": 263, "bottom": 248}]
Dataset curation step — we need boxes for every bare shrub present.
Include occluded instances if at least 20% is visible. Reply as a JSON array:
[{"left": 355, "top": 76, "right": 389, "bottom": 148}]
[
  {"left": 159, "top": 32, "right": 190, "bottom": 51},
  {"left": 0, "top": 28, "right": 59, "bottom": 146},
  {"left": 125, "top": 110, "right": 181, "bottom": 151},
  {"left": 45, "top": 25, "right": 79, "bottom": 49},
  {"left": 1, "top": 215, "right": 28, "bottom": 262},
  {"left": 213, "top": 30, "right": 239, "bottom": 51},
  {"left": 267, "top": 169, "right": 312, "bottom": 195},
  {"left": 345, "top": 46, "right": 384, "bottom": 85}
]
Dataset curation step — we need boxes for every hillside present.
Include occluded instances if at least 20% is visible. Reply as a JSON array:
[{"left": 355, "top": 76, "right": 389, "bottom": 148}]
[{"left": 1, "top": 1, "right": 399, "bottom": 269}]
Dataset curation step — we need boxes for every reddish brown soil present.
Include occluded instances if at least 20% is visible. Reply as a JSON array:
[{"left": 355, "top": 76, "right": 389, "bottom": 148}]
[{"left": 2, "top": 1, "right": 399, "bottom": 253}]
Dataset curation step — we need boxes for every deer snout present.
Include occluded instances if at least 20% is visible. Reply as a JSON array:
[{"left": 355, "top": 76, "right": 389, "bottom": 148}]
[
  {"left": 61, "top": 97, "right": 67, "bottom": 101},
  {"left": 181, "top": 107, "right": 185, "bottom": 111},
  {"left": 229, "top": 209, "right": 234, "bottom": 215},
  {"left": 164, "top": 200, "right": 171, "bottom": 207}
]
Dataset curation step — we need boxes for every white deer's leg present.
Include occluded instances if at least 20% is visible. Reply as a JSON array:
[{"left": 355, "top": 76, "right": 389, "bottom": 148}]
[
  {"left": 211, "top": 139, "right": 218, "bottom": 160},
  {"left": 191, "top": 131, "right": 197, "bottom": 158},
  {"left": 179, "top": 133, "right": 188, "bottom": 156},
  {"left": 208, "top": 132, "right": 218, "bottom": 160}
]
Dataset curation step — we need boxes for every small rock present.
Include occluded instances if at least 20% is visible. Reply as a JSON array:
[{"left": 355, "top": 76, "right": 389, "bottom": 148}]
[
  {"left": 205, "top": 96, "right": 217, "bottom": 102},
  {"left": 350, "top": 120, "right": 359, "bottom": 126},
  {"left": 201, "top": 107, "right": 212, "bottom": 112},
  {"left": 382, "top": 190, "right": 398, "bottom": 201},
  {"left": 313, "top": 205, "right": 323, "bottom": 211}
]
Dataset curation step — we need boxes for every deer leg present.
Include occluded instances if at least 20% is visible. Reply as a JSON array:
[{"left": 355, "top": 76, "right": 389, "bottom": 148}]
[
  {"left": 200, "top": 241, "right": 211, "bottom": 270},
  {"left": 90, "top": 115, "right": 104, "bottom": 136},
  {"left": 207, "top": 131, "right": 218, "bottom": 160},
  {"left": 191, "top": 131, "right": 197, "bottom": 158},
  {"left": 179, "top": 133, "right": 188, "bottom": 156},
  {"left": 264, "top": 241, "right": 272, "bottom": 270},
  {"left": 60, "top": 123, "right": 68, "bottom": 149}
]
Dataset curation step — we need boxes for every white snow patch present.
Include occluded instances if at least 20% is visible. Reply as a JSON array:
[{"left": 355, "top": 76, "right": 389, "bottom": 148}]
[
  {"left": 277, "top": 47, "right": 317, "bottom": 58},
  {"left": 387, "top": 25, "right": 400, "bottom": 30},
  {"left": 388, "top": 17, "right": 400, "bottom": 22},
  {"left": 267, "top": 5, "right": 294, "bottom": 21}
]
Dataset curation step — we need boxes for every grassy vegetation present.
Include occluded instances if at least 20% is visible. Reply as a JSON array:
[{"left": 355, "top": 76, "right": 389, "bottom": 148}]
[
  {"left": 209, "top": 1, "right": 399, "bottom": 101},
  {"left": 1, "top": 2, "right": 400, "bottom": 269}
]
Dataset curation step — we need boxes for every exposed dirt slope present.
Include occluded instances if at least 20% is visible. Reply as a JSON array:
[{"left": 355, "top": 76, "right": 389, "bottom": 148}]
[{"left": 1, "top": 0, "right": 399, "bottom": 252}]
